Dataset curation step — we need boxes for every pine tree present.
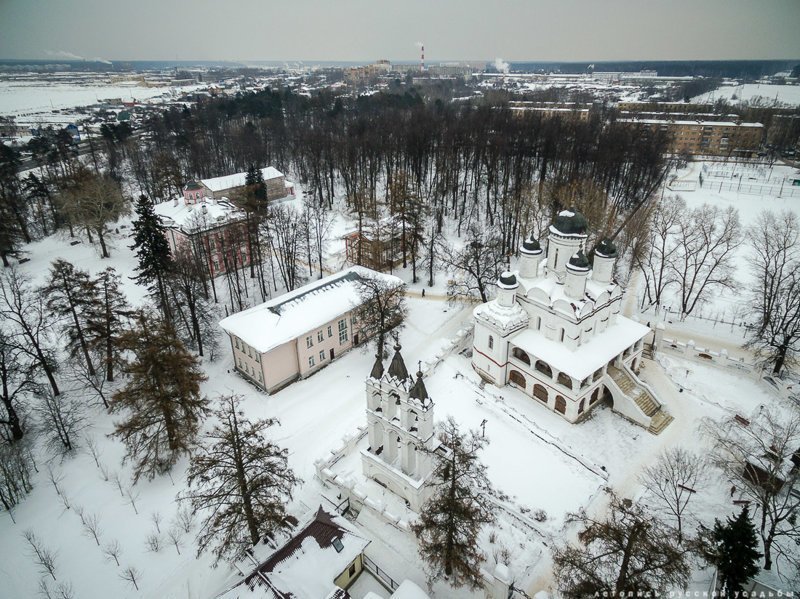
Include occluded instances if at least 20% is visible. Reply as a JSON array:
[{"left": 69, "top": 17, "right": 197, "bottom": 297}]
[
  {"left": 130, "top": 194, "right": 173, "bottom": 320},
  {"left": 42, "top": 259, "right": 99, "bottom": 376},
  {"left": 183, "top": 394, "right": 299, "bottom": 563},
  {"left": 704, "top": 507, "right": 762, "bottom": 598},
  {"left": 85, "top": 268, "right": 132, "bottom": 382},
  {"left": 110, "top": 312, "right": 208, "bottom": 482},
  {"left": 412, "top": 417, "right": 495, "bottom": 589}
]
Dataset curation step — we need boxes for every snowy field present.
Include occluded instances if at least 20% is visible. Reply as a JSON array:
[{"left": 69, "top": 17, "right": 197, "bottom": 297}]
[
  {"left": 0, "top": 81, "right": 169, "bottom": 116},
  {"left": 692, "top": 83, "right": 800, "bottom": 106}
]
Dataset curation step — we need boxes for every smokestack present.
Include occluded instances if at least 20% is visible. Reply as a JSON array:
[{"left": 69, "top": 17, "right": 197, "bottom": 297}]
[{"left": 420, "top": 44, "right": 424, "bottom": 71}]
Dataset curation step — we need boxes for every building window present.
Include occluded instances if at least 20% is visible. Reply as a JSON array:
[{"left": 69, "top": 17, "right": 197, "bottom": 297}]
[
  {"left": 348, "top": 562, "right": 356, "bottom": 577},
  {"left": 338, "top": 319, "right": 348, "bottom": 344},
  {"left": 308, "top": 356, "right": 315, "bottom": 368},
  {"left": 327, "top": 325, "right": 332, "bottom": 337},
  {"left": 317, "top": 330, "right": 324, "bottom": 342},
  {"left": 509, "top": 370, "right": 526, "bottom": 389},
  {"left": 578, "top": 398, "right": 585, "bottom": 414},
  {"left": 319, "top": 350, "right": 325, "bottom": 361},
  {"left": 560, "top": 329, "right": 565, "bottom": 342},
  {"left": 557, "top": 372, "right": 573, "bottom": 389},
  {"left": 351, "top": 312, "right": 358, "bottom": 325},
  {"left": 533, "top": 384, "right": 548, "bottom": 403},
  {"left": 555, "top": 395, "right": 567, "bottom": 414},
  {"left": 511, "top": 347, "right": 531, "bottom": 365},
  {"left": 255, "top": 353, "right": 260, "bottom": 363},
  {"left": 306, "top": 336, "right": 313, "bottom": 348},
  {"left": 258, "top": 372, "right": 263, "bottom": 382},
  {"left": 535, "top": 360, "right": 552, "bottom": 378},
  {"left": 488, "top": 335, "right": 494, "bottom": 350},
  {"left": 234, "top": 338, "right": 240, "bottom": 349}
]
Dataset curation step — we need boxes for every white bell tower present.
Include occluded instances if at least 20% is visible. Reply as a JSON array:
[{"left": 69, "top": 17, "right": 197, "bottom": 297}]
[{"left": 362, "top": 343, "right": 437, "bottom": 511}]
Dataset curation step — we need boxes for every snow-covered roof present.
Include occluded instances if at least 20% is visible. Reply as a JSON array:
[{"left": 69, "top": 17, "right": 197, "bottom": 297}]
[
  {"left": 154, "top": 198, "right": 245, "bottom": 233},
  {"left": 619, "top": 118, "right": 763, "bottom": 128},
  {"left": 391, "top": 580, "right": 430, "bottom": 599},
  {"left": 216, "top": 507, "right": 369, "bottom": 599},
  {"left": 511, "top": 316, "right": 649, "bottom": 381},
  {"left": 201, "top": 167, "right": 284, "bottom": 192},
  {"left": 219, "top": 266, "right": 404, "bottom": 353}
]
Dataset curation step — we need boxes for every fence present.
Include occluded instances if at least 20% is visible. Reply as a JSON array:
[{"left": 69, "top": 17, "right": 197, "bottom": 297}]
[
  {"left": 362, "top": 554, "right": 400, "bottom": 592},
  {"left": 699, "top": 179, "right": 800, "bottom": 198}
]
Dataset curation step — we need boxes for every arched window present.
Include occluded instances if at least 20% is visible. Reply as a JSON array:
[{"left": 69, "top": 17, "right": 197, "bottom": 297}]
[
  {"left": 533, "top": 384, "right": 548, "bottom": 403},
  {"left": 488, "top": 335, "right": 494, "bottom": 350},
  {"left": 534, "top": 360, "right": 552, "bottom": 378},
  {"left": 591, "top": 387, "right": 600, "bottom": 403},
  {"left": 560, "top": 329, "right": 565, "bottom": 342},
  {"left": 555, "top": 395, "right": 567, "bottom": 414},
  {"left": 508, "top": 370, "right": 526, "bottom": 389},
  {"left": 557, "top": 372, "right": 573, "bottom": 389},
  {"left": 512, "top": 347, "right": 531, "bottom": 365},
  {"left": 578, "top": 398, "right": 585, "bottom": 414}
]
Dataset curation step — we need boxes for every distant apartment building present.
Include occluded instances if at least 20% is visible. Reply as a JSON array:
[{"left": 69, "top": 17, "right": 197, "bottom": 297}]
[
  {"left": 218, "top": 266, "right": 404, "bottom": 393},
  {"left": 620, "top": 118, "right": 764, "bottom": 156},
  {"left": 509, "top": 101, "right": 592, "bottom": 121},
  {"left": 617, "top": 101, "right": 715, "bottom": 114}
]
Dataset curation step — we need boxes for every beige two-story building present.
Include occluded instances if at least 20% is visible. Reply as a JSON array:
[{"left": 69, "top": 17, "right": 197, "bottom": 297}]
[{"left": 219, "top": 266, "right": 404, "bottom": 393}]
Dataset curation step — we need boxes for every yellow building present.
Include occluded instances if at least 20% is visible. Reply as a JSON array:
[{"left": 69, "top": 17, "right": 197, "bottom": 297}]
[{"left": 619, "top": 118, "right": 764, "bottom": 156}]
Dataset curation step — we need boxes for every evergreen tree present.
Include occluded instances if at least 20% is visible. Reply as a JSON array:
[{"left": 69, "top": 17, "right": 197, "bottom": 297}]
[
  {"left": 85, "top": 267, "right": 132, "bottom": 382},
  {"left": 703, "top": 507, "right": 762, "bottom": 597},
  {"left": 184, "top": 394, "right": 299, "bottom": 563},
  {"left": 412, "top": 417, "right": 495, "bottom": 589},
  {"left": 130, "top": 194, "right": 173, "bottom": 320},
  {"left": 553, "top": 496, "right": 691, "bottom": 597},
  {"left": 42, "top": 259, "right": 99, "bottom": 376},
  {"left": 110, "top": 312, "right": 208, "bottom": 482}
]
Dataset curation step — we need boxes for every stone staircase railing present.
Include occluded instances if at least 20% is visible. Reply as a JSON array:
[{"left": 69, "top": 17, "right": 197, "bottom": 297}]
[{"left": 607, "top": 365, "right": 673, "bottom": 435}]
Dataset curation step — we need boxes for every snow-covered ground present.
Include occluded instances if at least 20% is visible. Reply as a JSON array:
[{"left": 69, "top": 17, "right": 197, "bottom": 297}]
[{"left": 692, "top": 83, "right": 800, "bottom": 106}]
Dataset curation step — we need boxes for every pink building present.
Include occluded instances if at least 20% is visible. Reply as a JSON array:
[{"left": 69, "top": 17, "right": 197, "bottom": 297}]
[
  {"left": 219, "top": 266, "right": 404, "bottom": 393},
  {"left": 154, "top": 192, "right": 249, "bottom": 276}
]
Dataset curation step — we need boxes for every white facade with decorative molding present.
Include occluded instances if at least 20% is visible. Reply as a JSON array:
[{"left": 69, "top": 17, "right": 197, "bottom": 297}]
[{"left": 472, "top": 210, "right": 673, "bottom": 434}]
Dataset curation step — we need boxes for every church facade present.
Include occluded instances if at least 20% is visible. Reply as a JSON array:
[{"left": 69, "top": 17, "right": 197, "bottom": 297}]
[{"left": 471, "top": 210, "right": 672, "bottom": 434}]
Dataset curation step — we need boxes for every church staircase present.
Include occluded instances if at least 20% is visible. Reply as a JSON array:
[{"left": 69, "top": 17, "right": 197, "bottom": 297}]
[{"left": 607, "top": 366, "right": 673, "bottom": 435}]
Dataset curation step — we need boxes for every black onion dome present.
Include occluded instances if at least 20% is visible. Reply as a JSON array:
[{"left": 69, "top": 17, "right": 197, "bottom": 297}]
[
  {"left": 521, "top": 236, "right": 542, "bottom": 254},
  {"left": 567, "top": 251, "right": 590, "bottom": 270},
  {"left": 552, "top": 208, "right": 588, "bottom": 236},
  {"left": 185, "top": 180, "right": 203, "bottom": 191},
  {"left": 498, "top": 271, "right": 518, "bottom": 288},
  {"left": 595, "top": 238, "right": 618, "bottom": 258}
]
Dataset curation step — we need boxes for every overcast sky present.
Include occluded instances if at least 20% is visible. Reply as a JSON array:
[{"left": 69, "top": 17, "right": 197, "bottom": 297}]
[{"left": 1, "top": 0, "right": 799, "bottom": 63}]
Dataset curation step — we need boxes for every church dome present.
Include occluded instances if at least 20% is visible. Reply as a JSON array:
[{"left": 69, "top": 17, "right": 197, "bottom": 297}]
[
  {"left": 185, "top": 180, "right": 203, "bottom": 191},
  {"left": 595, "top": 238, "right": 618, "bottom": 258},
  {"left": 552, "top": 209, "right": 588, "bottom": 236},
  {"left": 520, "top": 236, "right": 542, "bottom": 254},
  {"left": 498, "top": 271, "right": 518, "bottom": 289},
  {"left": 567, "top": 251, "right": 590, "bottom": 272}
]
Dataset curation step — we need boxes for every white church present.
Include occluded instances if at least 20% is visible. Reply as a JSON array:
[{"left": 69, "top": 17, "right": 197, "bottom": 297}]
[
  {"left": 472, "top": 209, "right": 672, "bottom": 434},
  {"left": 361, "top": 343, "right": 440, "bottom": 511}
]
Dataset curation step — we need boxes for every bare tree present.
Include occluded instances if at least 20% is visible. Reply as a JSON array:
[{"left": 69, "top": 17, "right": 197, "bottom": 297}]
[
  {"left": 125, "top": 487, "right": 140, "bottom": 515},
  {"left": 145, "top": 532, "right": 161, "bottom": 552},
  {"left": 0, "top": 440, "right": 34, "bottom": 511},
  {"left": 81, "top": 512, "right": 102, "bottom": 546},
  {"left": 0, "top": 326, "right": 36, "bottom": 442},
  {"left": 354, "top": 273, "right": 407, "bottom": 359},
  {"left": 34, "top": 389, "right": 86, "bottom": 455},
  {"left": 635, "top": 196, "right": 684, "bottom": 310},
  {"left": 265, "top": 203, "right": 305, "bottom": 292},
  {"left": 639, "top": 447, "right": 706, "bottom": 543},
  {"left": 166, "top": 526, "right": 183, "bottom": 555},
  {"left": 119, "top": 566, "right": 141, "bottom": 591},
  {"left": 23, "top": 529, "right": 58, "bottom": 581},
  {"left": 0, "top": 268, "right": 60, "bottom": 396},
  {"left": 702, "top": 410, "right": 800, "bottom": 572},
  {"left": 150, "top": 511, "right": 162, "bottom": 533},
  {"left": 439, "top": 224, "right": 506, "bottom": 303},
  {"left": 84, "top": 436, "right": 101, "bottom": 468},
  {"left": 671, "top": 204, "right": 741, "bottom": 318},
  {"left": 302, "top": 195, "right": 335, "bottom": 279},
  {"left": 745, "top": 210, "right": 800, "bottom": 374},
  {"left": 102, "top": 539, "right": 122, "bottom": 567}
]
